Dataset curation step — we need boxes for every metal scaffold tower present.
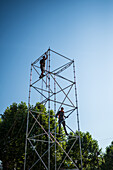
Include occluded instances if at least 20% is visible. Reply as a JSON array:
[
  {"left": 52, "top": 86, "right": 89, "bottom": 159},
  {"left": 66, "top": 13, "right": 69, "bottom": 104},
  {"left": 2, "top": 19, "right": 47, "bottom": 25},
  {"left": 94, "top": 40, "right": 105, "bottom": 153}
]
[{"left": 24, "top": 48, "right": 83, "bottom": 170}]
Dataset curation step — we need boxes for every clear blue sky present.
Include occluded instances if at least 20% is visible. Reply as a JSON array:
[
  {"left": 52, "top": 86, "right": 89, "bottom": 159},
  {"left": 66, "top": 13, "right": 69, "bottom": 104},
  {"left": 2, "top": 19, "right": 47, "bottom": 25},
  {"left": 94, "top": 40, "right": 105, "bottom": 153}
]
[{"left": 0, "top": 0, "right": 113, "bottom": 152}]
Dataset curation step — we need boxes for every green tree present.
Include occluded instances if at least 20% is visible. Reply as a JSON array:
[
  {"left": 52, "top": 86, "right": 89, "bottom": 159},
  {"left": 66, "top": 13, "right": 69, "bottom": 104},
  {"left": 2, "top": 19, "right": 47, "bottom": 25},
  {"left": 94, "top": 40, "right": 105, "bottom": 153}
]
[
  {"left": 63, "top": 131, "right": 102, "bottom": 170},
  {"left": 0, "top": 102, "right": 63, "bottom": 169},
  {"left": 81, "top": 132, "right": 102, "bottom": 170},
  {"left": 101, "top": 141, "right": 113, "bottom": 170},
  {"left": 0, "top": 102, "right": 27, "bottom": 169},
  {"left": 0, "top": 102, "right": 105, "bottom": 170}
]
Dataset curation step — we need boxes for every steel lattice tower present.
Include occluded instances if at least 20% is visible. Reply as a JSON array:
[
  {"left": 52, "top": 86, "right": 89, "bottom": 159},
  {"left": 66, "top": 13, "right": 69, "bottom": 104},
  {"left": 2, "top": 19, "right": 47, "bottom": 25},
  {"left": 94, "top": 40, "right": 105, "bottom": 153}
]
[{"left": 24, "top": 48, "right": 83, "bottom": 170}]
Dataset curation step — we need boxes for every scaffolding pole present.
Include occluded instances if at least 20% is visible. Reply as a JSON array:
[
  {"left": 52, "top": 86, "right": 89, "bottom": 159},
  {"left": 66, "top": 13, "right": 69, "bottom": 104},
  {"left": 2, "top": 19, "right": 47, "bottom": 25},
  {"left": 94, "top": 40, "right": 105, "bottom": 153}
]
[
  {"left": 24, "top": 65, "right": 32, "bottom": 170},
  {"left": 48, "top": 49, "right": 50, "bottom": 170},
  {"left": 73, "top": 61, "right": 83, "bottom": 170},
  {"left": 54, "top": 74, "right": 57, "bottom": 170}
]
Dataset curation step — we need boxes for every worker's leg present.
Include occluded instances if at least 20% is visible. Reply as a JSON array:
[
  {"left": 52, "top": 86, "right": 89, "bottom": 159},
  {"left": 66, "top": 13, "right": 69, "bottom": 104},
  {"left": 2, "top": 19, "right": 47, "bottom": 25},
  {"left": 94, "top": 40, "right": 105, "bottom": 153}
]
[
  {"left": 40, "top": 66, "right": 44, "bottom": 78},
  {"left": 62, "top": 121, "right": 68, "bottom": 135},
  {"left": 42, "top": 66, "right": 45, "bottom": 75},
  {"left": 59, "top": 120, "right": 61, "bottom": 134},
  {"left": 40, "top": 66, "right": 43, "bottom": 77}
]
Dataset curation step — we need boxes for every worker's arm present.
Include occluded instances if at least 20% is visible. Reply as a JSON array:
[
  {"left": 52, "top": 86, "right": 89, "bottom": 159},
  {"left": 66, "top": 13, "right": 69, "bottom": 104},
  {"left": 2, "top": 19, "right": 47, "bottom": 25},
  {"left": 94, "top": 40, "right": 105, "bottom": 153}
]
[
  {"left": 55, "top": 111, "right": 59, "bottom": 118},
  {"left": 45, "top": 52, "right": 48, "bottom": 60}
]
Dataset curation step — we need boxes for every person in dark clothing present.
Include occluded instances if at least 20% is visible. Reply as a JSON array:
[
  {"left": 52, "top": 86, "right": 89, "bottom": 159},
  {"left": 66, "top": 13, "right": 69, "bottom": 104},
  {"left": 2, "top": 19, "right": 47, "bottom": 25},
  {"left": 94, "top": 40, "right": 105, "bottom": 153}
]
[
  {"left": 55, "top": 107, "right": 68, "bottom": 135},
  {"left": 39, "top": 53, "right": 48, "bottom": 78}
]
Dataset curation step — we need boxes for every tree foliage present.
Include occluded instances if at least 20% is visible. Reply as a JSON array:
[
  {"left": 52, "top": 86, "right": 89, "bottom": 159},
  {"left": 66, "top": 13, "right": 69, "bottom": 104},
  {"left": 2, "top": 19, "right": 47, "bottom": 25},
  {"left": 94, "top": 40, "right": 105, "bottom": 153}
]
[
  {"left": 0, "top": 102, "right": 112, "bottom": 169},
  {"left": 101, "top": 141, "right": 113, "bottom": 170},
  {"left": 63, "top": 131, "right": 102, "bottom": 170},
  {"left": 81, "top": 132, "right": 103, "bottom": 170},
  {"left": 0, "top": 102, "right": 63, "bottom": 169},
  {"left": 0, "top": 102, "right": 27, "bottom": 169}
]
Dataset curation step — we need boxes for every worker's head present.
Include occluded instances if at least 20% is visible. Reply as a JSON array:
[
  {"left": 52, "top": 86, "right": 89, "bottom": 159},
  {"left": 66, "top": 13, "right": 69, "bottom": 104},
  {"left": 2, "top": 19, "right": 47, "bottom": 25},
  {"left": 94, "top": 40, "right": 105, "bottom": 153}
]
[
  {"left": 43, "top": 56, "right": 45, "bottom": 59},
  {"left": 61, "top": 107, "right": 64, "bottom": 111}
]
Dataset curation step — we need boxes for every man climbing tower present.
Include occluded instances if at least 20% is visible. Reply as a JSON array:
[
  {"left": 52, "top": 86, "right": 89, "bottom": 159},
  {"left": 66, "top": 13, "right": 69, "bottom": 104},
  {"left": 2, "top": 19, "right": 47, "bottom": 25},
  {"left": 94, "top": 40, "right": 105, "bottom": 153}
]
[
  {"left": 39, "top": 52, "right": 48, "bottom": 78},
  {"left": 56, "top": 107, "right": 68, "bottom": 136}
]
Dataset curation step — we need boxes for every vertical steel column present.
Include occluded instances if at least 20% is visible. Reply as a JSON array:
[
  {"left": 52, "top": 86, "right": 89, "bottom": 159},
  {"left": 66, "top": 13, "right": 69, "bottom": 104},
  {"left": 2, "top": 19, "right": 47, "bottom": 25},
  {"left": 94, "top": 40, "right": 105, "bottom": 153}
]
[
  {"left": 41, "top": 79, "right": 43, "bottom": 102},
  {"left": 54, "top": 75, "right": 57, "bottom": 170},
  {"left": 73, "top": 60, "right": 83, "bottom": 170},
  {"left": 48, "top": 49, "right": 50, "bottom": 170},
  {"left": 24, "top": 64, "right": 32, "bottom": 170},
  {"left": 46, "top": 51, "right": 48, "bottom": 88}
]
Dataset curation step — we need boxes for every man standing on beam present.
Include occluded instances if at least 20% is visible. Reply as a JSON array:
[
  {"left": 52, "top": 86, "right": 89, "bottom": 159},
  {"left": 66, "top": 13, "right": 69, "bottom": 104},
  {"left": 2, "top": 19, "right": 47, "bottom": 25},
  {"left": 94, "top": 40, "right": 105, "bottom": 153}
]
[
  {"left": 39, "top": 52, "right": 48, "bottom": 78},
  {"left": 56, "top": 107, "right": 68, "bottom": 136}
]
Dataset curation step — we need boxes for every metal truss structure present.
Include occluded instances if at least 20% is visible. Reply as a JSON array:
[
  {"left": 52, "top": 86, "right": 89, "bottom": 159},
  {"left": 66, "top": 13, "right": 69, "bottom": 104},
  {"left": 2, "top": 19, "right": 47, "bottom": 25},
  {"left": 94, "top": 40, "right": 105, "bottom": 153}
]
[{"left": 24, "top": 48, "right": 83, "bottom": 170}]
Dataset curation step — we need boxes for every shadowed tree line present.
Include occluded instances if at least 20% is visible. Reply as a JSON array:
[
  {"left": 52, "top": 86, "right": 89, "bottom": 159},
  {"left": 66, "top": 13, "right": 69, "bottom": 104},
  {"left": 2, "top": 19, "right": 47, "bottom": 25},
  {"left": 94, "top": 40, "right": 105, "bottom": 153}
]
[{"left": 0, "top": 102, "right": 113, "bottom": 169}]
